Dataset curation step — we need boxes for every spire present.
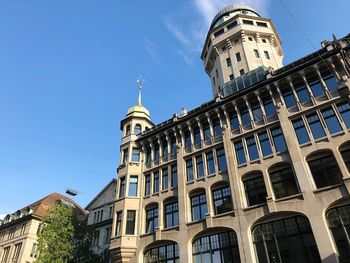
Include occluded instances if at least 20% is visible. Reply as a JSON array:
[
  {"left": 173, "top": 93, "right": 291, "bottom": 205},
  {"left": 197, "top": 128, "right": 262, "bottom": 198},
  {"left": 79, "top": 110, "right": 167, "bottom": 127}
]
[{"left": 136, "top": 76, "right": 145, "bottom": 106}]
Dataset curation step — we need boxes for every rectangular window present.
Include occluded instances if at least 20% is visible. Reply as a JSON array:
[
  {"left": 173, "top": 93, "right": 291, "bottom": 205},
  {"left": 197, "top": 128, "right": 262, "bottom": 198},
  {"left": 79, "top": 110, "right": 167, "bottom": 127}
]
[
  {"left": 264, "top": 51, "right": 270, "bottom": 60},
  {"left": 258, "top": 131, "right": 272, "bottom": 156},
  {"left": 337, "top": 102, "right": 350, "bottom": 128},
  {"left": 240, "top": 106, "right": 251, "bottom": 127},
  {"left": 244, "top": 175, "right": 267, "bottom": 206},
  {"left": 30, "top": 243, "right": 38, "bottom": 258},
  {"left": 196, "top": 155, "right": 205, "bottom": 178},
  {"left": 227, "top": 20, "right": 238, "bottom": 30},
  {"left": 254, "top": 49, "right": 260, "bottom": 58},
  {"left": 119, "top": 177, "right": 126, "bottom": 198},
  {"left": 171, "top": 165, "right": 178, "bottom": 188},
  {"left": 193, "top": 127, "right": 201, "bottom": 146},
  {"left": 213, "top": 28, "right": 224, "bottom": 38},
  {"left": 307, "top": 74, "right": 325, "bottom": 97},
  {"left": 154, "top": 143, "right": 160, "bottom": 162},
  {"left": 270, "top": 166, "right": 299, "bottom": 199},
  {"left": 125, "top": 210, "right": 136, "bottom": 235},
  {"left": 109, "top": 206, "right": 114, "bottom": 219},
  {"left": 229, "top": 74, "right": 234, "bottom": 80},
  {"left": 162, "top": 168, "right": 169, "bottom": 191},
  {"left": 226, "top": 57, "right": 232, "bottom": 67},
  {"left": 212, "top": 186, "right": 233, "bottom": 215},
  {"left": 251, "top": 101, "right": 263, "bottom": 123},
  {"left": 271, "top": 127, "right": 287, "bottom": 152},
  {"left": 145, "top": 147, "right": 151, "bottom": 165},
  {"left": 257, "top": 22, "right": 268, "bottom": 27},
  {"left": 213, "top": 118, "right": 222, "bottom": 137},
  {"left": 322, "top": 107, "right": 342, "bottom": 134},
  {"left": 281, "top": 88, "right": 297, "bottom": 109},
  {"left": 145, "top": 174, "right": 151, "bottom": 196},
  {"left": 307, "top": 113, "right": 326, "bottom": 139},
  {"left": 1, "top": 247, "right": 10, "bottom": 263},
  {"left": 164, "top": 202, "right": 179, "bottom": 228},
  {"left": 171, "top": 137, "right": 177, "bottom": 157},
  {"left": 294, "top": 81, "right": 311, "bottom": 104},
  {"left": 191, "top": 193, "right": 207, "bottom": 221},
  {"left": 240, "top": 69, "right": 245, "bottom": 75},
  {"left": 131, "top": 147, "right": 140, "bottom": 162},
  {"left": 236, "top": 52, "right": 241, "bottom": 62},
  {"left": 230, "top": 111, "right": 240, "bottom": 130},
  {"left": 184, "top": 130, "right": 192, "bottom": 150},
  {"left": 12, "top": 243, "right": 22, "bottom": 262},
  {"left": 246, "top": 136, "right": 259, "bottom": 161},
  {"left": 20, "top": 223, "right": 26, "bottom": 235},
  {"left": 243, "top": 19, "right": 254, "bottom": 25},
  {"left": 105, "top": 227, "right": 111, "bottom": 244},
  {"left": 162, "top": 140, "right": 168, "bottom": 159},
  {"left": 262, "top": 95, "right": 276, "bottom": 118},
  {"left": 128, "top": 176, "right": 138, "bottom": 197},
  {"left": 146, "top": 207, "right": 158, "bottom": 233},
  {"left": 203, "top": 122, "right": 211, "bottom": 142},
  {"left": 92, "top": 230, "right": 100, "bottom": 246},
  {"left": 122, "top": 149, "right": 128, "bottom": 164},
  {"left": 292, "top": 119, "right": 310, "bottom": 144},
  {"left": 206, "top": 151, "right": 216, "bottom": 175},
  {"left": 234, "top": 140, "right": 246, "bottom": 165},
  {"left": 153, "top": 171, "right": 159, "bottom": 193},
  {"left": 322, "top": 71, "right": 339, "bottom": 92},
  {"left": 216, "top": 148, "right": 227, "bottom": 172},
  {"left": 186, "top": 159, "right": 194, "bottom": 182},
  {"left": 115, "top": 211, "right": 122, "bottom": 236}
]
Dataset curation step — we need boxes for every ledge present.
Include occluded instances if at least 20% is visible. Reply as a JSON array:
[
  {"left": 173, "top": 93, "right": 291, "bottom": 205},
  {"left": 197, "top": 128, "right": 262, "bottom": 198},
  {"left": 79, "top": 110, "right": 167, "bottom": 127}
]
[
  {"left": 242, "top": 203, "right": 266, "bottom": 212},
  {"left": 186, "top": 219, "right": 206, "bottom": 226},
  {"left": 212, "top": 211, "right": 235, "bottom": 218},
  {"left": 274, "top": 193, "right": 303, "bottom": 203},
  {"left": 313, "top": 183, "right": 344, "bottom": 194},
  {"left": 162, "top": 226, "right": 179, "bottom": 232}
]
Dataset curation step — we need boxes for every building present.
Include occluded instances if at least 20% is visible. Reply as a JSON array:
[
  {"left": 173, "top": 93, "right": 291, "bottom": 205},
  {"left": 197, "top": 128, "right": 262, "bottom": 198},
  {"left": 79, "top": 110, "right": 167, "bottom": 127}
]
[
  {"left": 0, "top": 193, "right": 85, "bottom": 263},
  {"left": 109, "top": 4, "right": 350, "bottom": 263},
  {"left": 86, "top": 179, "right": 117, "bottom": 262}
]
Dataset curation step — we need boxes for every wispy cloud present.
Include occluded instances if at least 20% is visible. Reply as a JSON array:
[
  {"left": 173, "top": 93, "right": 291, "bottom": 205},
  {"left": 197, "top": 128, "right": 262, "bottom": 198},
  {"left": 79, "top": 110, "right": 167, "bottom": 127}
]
[
  {"left": 144, "top": 38, "right": 161, "bottom": 64},
  {"left": 164, "top": 0, "right": 269, "bottom": 65}
]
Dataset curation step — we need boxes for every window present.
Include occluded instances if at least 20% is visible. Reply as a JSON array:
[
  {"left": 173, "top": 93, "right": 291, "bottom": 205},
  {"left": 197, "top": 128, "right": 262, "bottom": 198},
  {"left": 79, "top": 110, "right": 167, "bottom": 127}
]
[
  {"left": 337, "top": 102, "right": 350, "bottom": 129},
  {"left": 203, "top": 122, "right": 211, "bottom": 142},
  {"left": 1, "top": 247, "right": 10, "bottom": 263},
  {"left": 257, "top": 21, "right": 268, "bottom": 27},
  {"left": 239, "top": 69, "right": 245, "bottom": 75},
  {"left": 214, "top": 28, "right": 224, "bottom": 38},
  {"left": 251, "top": 101, "right": 263, "bottom": 123},
  {"left": 131, "top": 147, "right": 140, "bottom": 162},
  {"left": 307, "top": 113, "right": 326, "bottom": 139},
  {"left": 146, "top": 207, "right": 158, "bottom": 233},
  {"left": 262, "top": 95, "right": 276, "bottom": 118},
  {"left": 262, "top": 39, "right": 267, "bottom": 43},
  {"left": 92, "top": 230, "right": 100, "bottom": 246},
  {"left": 264, "top": 51, "right": 270, "bottom": 60},
  {"left": 326, "top": 204, "right": 350, "bottom": 261},
  {"left": 322, "top": 107, "right": 342, "bottom": 134},
  {"left": 119, "top": 177, "right": 126, "bottom": 198},
  {"left": 193, "top": 230, "right": 240, "bottom": 263},
  {"left": 246, "top": 136, "right": 259, "bottom": 161},
  {"left": 170, "top": 136, "right": 177, "bottom": 157},
  {"left": 12, "top": 243, "right": 22, "bottom": 262},
  {"left": 226, "top": 57, "right": 232, "bottom": 67},
  {"left": 154, "top": 143, "right": 160, "bottom": 162},
  {"left": 212, "top": 186, "right": 233, "bottom": 214},
  {"left": 254, "top": 49, "right": 260, "bottom": 58},
  {"left": 229, "top": 74, "right": 234, "bottom": 80},
  {"left": 206, "top": 152, "right": 215, "bottom": 175},
  {"left": 236, "top": 52, "right": 241, "bottom": 62},
  {"left": 244, "top": 173, "right": 267, "bottom": 206},
  {"left": 340, "top": 144, "right": 350, "bottom": 172},
  {"left": 145, "top": 174, "right": 151, "bottom": 196},
  {"left": 20, "top": 223, "right": 26, "bottom": 235},
  {"left": 222, "top": 46, "right": 226, "bottom": 51},
  {"left": 269, "top": 164, "right": 299, "bottom": 199},
  {"left": 281, "top": 87, "right": 297, "bottom": 109},
  {"left": 162, "top": 140, "right": 168, "bottom": 159},
  {"left": 30, "top": 243, "right": 39, "bottom": 258},
  {"left": 258, "top": 131, "right": 272, "bottom": 156},
  {"left": 134, "top": 124, "right": 141, "bottom": 135},
  {"left": 213, "top": 118, "right": 222, "bottom": 137},
  {"left": 171, "top": 165, "right": 178, "bottom": 188},
  {"left": 216, "top": 148, "right": 227, "bottom": 172},
  {"left": 153, "top": 171, "right": 159, "bottom": 193},
  {"left": 243, "top": 19, "right": 254, "bottom": 25},
  {"left": 307, "top": 151, "right": 343, "bottom": 188},
  {"left": 196, "top": 155, "right": 205, "bottom": 178},
  {"left": 271, "top": 127, "right": 287, "bottom": 152},
  {"left": 248, "top": 37, "right": 253, "bottom": 41},
  {"left": 144, "top": 243, "right": 179, "bottom": 263},
  {"left": 145, "top": 146, "right": 151, "bottom": 165},
  {"left": 292, "top": 118, "right": 310, "bottom": 144},
  {"left": 227, "top": 20, "right": 238, "bottom": 30},
  {"left": 105, "top": 227, "right": 111, "bottom": 244},
  {"left": 307, "top": 73, "right": 325, "bottom": 97},
  {"left": 240, "top": 106, "right": 251, "bottom": 128},
  {"left": 115, "top": 211, "right": 122, "bottom": 236},
  {"left": 234, "top": 140, "right": 246, "bottom": 165},
  {"left": 162, "top": 168, "right": 168, "bottom": 191},
  {"left": 125, "top": 125, "right": 130, "bottom": 136},
  {"left": 191, "top": 193, "right": 207, "bottom": 221},
  {"left": 253, "top": 216, "right": 321, "bottom": 263},
  {"left": 122, "top": 148, "right": 128, "bottom": 164},
  {"left": 229, "top": 111, "right": 240, "bottom": 131},
  {"left": 186, "top": 159, "right": 194, "bottom": 181},
  {"left": 194, "top": 127, "right": 201, "bottom": 146},
  {"left": 164, "top": 202, "right": 179, "bottom": 228},
  {"left": 321, "top": 70, "right": 339, "bottom": 92},
  {"left": 128, "top": 176, "right": 138, "bottom": 196},
  {"left": 294, "top": 80, "right": 311, "bottom": 104},
  {"left": 125, "top": 210, "right": 136, "bottom": 235},
  {"left": 184, "top": 130, "right": 192, "bottom": 150}
]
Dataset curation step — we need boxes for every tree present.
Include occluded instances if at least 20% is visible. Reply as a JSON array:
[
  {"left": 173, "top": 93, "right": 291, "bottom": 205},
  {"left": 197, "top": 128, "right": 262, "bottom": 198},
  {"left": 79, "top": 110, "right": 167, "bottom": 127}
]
[{"left": 36, "top": 202, "right": 103, "bottom": 263}]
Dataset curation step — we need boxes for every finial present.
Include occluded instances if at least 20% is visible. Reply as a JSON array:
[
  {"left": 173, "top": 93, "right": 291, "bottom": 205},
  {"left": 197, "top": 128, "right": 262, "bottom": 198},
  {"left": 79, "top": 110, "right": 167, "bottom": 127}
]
[{"left": 136, "top": 76, "right": 145, "bottom": 106}]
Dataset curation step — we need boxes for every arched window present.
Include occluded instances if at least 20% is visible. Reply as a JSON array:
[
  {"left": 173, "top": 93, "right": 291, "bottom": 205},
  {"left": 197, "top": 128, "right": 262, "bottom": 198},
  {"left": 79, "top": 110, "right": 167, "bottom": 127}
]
[
  {"left": 125, "top": 125, "right": 131, "bottom": 136},
  {"left": 252, "top": 215, "right": 321, "bottom": 263},
  {"left": 144, "top": 242, "right": 179, "bottom": 263},
  {"left": 340, "top": 142, "right": 350, "bottom": 173},
  {"left": 307, "top": 151, "right": 343, "bottom": 188},
  {"left": 269, "top": 163, "right": 299, "bottom": 199},
  {"left": 211, "top": 183, "right": 233, "bottom": 215},
  {"left": 242, "top": 171, "right": 267, "bottom": 206},
  {"left": 192, "top": 229, "right": 240, "bottom": 263},
  {"left": 145, "top": 203, "right": 158, "bottom": 233},
  {"left": 326, "top": 204, "right": 350, "bottom": 261},
  {"left": 134, "top": 124, "right": 142, "bottom": 135}
]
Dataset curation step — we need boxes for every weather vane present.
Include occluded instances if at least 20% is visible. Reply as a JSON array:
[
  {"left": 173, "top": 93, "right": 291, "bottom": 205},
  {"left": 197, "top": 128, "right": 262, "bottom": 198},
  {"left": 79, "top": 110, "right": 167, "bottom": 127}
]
[{"left": 136, "top": 76, "right": 145, "bottom": 105}]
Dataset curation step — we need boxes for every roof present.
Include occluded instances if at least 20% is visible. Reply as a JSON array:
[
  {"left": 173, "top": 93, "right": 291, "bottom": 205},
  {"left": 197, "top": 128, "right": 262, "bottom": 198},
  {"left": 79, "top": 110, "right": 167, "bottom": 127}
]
[{"left": 85, "top": 179, "right": 117, "bottom": 210}]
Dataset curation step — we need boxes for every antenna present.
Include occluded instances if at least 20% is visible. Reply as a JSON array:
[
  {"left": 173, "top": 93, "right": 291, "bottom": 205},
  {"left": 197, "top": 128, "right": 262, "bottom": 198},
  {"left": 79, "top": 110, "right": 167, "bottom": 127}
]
[{"left": 136, "top": 76, "right": 145, "bottom": 106}]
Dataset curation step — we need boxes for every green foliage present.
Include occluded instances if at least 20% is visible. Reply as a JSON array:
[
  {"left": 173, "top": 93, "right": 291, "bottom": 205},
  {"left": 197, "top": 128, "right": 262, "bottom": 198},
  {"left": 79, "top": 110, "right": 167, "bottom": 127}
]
[{"left": 36, "top": 202, "right": 103, "bottom": 263}]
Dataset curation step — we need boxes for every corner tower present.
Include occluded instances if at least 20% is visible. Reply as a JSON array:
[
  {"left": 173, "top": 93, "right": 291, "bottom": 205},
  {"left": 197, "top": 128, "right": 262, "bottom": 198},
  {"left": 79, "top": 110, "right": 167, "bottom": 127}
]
[{"left": 201, "top": 4, "right": 284, "bottom": 97}]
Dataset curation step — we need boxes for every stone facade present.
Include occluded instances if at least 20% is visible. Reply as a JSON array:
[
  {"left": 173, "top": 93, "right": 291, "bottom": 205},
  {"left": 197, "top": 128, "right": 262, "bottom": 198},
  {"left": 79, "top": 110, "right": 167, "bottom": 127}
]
[{"left": 109, "top": 4, "right": 350, "bottom": 263}]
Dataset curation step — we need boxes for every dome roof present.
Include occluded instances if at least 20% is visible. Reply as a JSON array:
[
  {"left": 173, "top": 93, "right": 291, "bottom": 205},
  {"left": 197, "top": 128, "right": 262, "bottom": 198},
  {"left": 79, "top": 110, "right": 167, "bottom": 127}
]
[
  {"left": 210, "top": 4, "right": 260, "bottom": 30},
  {"left": 126, "top": 103, "right": 151, "bottom": 120}
]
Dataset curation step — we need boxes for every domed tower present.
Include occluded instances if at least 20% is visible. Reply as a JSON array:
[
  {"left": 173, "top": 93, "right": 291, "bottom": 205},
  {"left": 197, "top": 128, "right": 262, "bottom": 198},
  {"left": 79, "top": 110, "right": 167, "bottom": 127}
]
[
  {"left": 110, "top": 79, "right": 153, "bottom": 262},
  {"left": 201, "top": 4, "right": 284, "bottom": 97}
]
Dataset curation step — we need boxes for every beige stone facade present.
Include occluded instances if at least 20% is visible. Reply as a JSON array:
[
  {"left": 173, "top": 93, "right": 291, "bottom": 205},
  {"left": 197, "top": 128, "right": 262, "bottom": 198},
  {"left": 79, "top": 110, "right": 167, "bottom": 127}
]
[
  {"left": 109, "top": 4, "right": 350, "bottom": 263},
  {"left": 0, "top": 193, "right": 84, "bottom": 263}
]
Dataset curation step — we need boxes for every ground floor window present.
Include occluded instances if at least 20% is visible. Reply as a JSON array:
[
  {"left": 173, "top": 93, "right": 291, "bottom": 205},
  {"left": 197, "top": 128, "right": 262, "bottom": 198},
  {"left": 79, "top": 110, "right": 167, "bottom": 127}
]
[
  {"left": 252, "top": 215, "right": 321, "bottom": 263},
  {"left": 326, "top": 204, "right": 350, "bottom": 262},
  {"left": 144, "top": 243, "right": 179, "bottom": 263},
  {"left": 193, "top": 230, "right": 241, "bottom": 263}
]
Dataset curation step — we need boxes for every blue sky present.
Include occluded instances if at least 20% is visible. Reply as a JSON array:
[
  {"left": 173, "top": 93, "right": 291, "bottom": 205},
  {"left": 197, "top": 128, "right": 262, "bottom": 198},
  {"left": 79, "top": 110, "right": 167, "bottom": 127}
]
[{"left": 0, "top": 0, "right": 349, "bottom": 215}]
